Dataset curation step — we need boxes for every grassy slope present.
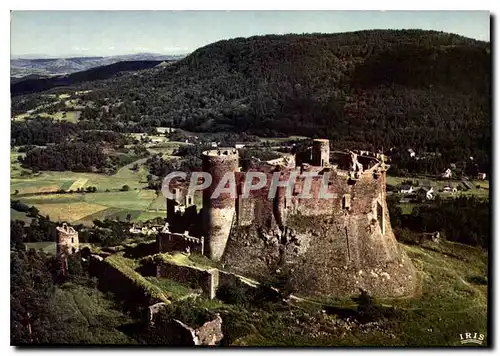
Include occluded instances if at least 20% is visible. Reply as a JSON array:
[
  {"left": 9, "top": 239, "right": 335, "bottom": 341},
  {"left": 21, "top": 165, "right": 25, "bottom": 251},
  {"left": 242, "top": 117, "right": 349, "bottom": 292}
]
[
  {"left": 51, "top": 283, "right": 136, "bottom": 344},
  {"left": 51, "top": 239, "right": 485, "bottom": 346},
  {"left": 225, "top": 240, "right": 488, "bottom": 346},
  {"left": 103, "top": 241, "right": 487, "bottom": 346},
  {"left": 37, "top": 111, "right": 81, "bottom": 123}
]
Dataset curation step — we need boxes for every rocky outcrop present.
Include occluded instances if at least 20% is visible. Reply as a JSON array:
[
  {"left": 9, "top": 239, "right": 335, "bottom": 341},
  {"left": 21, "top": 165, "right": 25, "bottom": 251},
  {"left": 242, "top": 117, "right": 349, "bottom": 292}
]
[
  {"left": 172, "top": 314, "right": 224, "bottom": 346},
  {"left": 148, "top": 302, "right": 168, "bottom": 326}
]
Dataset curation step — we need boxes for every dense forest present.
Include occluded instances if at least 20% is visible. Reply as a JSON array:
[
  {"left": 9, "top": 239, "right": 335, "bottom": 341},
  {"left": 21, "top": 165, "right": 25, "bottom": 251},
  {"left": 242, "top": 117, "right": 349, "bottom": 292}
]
[
  {"left": 11, "top": 118, "right": 79, "bottom": 146},
  {"left": 11, "top": 30, "right": 491, "bottom": 173},
  {"left": 21, "top": 142, "right": 107, "bottom": 172}
]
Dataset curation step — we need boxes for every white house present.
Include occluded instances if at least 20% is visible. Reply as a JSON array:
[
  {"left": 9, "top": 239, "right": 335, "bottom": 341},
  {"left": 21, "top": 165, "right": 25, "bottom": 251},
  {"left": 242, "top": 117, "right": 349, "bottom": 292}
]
[
  {"left": 129, "top": 226, "right": 158, "bottom": 236},
  {"left": 408, "top": 149, "right": 416, "bottom": 158},
  {"left": 400, "top": 185, "right": 413, "bottom": 194},
  {"left": 477, "top": 172, "right": 487, "bottom": 180},
  {"left": 420, "top": 187, "right": 435, "bottom": 200},
  {"left": 442, "top": 168, "right": 452, "bottom": 179},
  {"left": 156, "top": 127, "right": 175, "bottom": 134},
  {"left": 235, "top": 143, "right": 246, "bottom": 149}
]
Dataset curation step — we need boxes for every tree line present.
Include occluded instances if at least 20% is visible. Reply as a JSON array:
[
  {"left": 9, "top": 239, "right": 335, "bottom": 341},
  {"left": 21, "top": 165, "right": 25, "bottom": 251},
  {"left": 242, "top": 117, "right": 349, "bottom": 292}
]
[
  {"left": 11, "top": 30, "right": 490, "bottom": 175},
  {"left": 388, "top": 195, "right": 489, "bottom": 249}
]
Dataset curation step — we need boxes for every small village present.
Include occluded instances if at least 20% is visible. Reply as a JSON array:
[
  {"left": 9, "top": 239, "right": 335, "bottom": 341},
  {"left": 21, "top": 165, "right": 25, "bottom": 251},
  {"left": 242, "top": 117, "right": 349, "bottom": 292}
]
[{"left": 388, "top": 147, "right": 489, "bottom": 206}]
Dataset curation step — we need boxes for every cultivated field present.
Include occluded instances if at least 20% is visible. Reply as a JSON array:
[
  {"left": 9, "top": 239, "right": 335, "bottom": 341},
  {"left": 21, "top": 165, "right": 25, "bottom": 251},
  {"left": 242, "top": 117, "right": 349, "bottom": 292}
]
[
  {"left": 37, "top": 110, "right": 81, "bottom": 123},
  {"left": 11, "top": 156, "right": 167, "bottom": 225}
]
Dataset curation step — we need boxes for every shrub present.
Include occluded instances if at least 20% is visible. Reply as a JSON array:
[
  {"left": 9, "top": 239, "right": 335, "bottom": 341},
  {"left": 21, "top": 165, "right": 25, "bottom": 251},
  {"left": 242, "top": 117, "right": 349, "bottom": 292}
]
[
  {"left": 468, "top": 275, "right": 488, "bottom": 285},
  {"left": 11, "top": 200, "right": 30, "bottom": 213},
  {"left": 353, "top": 290, "right": 402, "bottom": 323},
  {"left": 216, "top": 282, "right": 251, "bottom": 305}
]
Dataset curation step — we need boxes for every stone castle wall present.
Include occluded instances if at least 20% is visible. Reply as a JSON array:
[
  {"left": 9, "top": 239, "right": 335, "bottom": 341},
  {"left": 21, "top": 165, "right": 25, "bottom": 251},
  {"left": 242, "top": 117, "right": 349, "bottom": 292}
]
[
  {"left": 190, "top": 144, "right": 416, "bottom": 298},
  {"left": 156, "top": 261, "right": 219, "bottom": 299},
  {"left": 157, "top": 232, "right": 204, "bottom": 254},
  {"left": 56, "top": 223, "right": 79, "bottom": 256},
  {"left": 89, "top": 256, "right": 162, "bottom": 313},
  {"left": 219, "top": 156, "right": 415, "bottom": 298}
]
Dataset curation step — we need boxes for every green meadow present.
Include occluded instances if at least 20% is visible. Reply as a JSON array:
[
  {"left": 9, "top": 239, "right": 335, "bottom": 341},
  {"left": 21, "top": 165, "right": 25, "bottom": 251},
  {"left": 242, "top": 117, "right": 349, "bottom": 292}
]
[{"left": 11, "top": 155, "right": 166, "bottom": 225}]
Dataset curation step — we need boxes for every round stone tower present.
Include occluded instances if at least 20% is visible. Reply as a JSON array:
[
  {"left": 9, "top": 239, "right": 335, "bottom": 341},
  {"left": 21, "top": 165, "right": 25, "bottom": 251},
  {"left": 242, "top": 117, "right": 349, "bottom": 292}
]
[
  {"left": 56, "top": 223, "right": 79, "bottom": 255},
  {"left": 56, "top": 223, "right": 79, "bottom": 276},
  {"left": 202, "top": 148, "right": 239, "bottom": 261},
  {"left": 312, "top": 139, "right": 330, "bottom": 167}
]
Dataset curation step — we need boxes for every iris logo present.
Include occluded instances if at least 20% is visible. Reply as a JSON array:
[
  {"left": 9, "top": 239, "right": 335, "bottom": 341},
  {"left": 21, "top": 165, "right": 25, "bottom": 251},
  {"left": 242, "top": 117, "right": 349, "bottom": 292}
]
[{"left": 459, "top": 332, "right": 485, "bottom": 345}]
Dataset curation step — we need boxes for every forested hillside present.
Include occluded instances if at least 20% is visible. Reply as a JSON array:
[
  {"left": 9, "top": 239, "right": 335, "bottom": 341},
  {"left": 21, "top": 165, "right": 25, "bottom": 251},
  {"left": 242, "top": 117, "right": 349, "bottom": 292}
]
[
  {"left": 12, "top": 30, "right": 491, "bottom": 171},
  {"left": 11, "top": 60, "right": 166, "bottom": 96}
]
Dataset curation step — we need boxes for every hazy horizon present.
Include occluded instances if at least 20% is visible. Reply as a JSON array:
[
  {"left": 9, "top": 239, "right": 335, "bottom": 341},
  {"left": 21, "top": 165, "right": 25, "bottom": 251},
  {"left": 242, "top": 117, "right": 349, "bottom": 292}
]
[{"left": 11, "top": 10, "right": 490, "bottom": 58}]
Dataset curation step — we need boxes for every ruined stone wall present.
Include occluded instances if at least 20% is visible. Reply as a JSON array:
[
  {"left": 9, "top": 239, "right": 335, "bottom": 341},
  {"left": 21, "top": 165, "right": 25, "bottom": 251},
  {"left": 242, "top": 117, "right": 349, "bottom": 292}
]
[
  {"left": 156, "top": 262, "right": 219, "bottom": 299},
  {"left": 236, "top": 194, "right": 256, "bottom": 227},
  {"left": 331, "top": 151, "right": 379, "bottom": 171},
  {"left": 89, "top": 256, "right": 161, "bottom": 313},
  {"left": 157, "top": 232, "right": 204, "bottom": 254},
  {"left": 218, "top": 270, "right": 259, "bottom": 294},
  {"left": 266, "top": 153, "right": 296, "bottom": 169},
  {"left": 221, "top": 163, "right": 416, "bottom": 298},
  {"left": 202, "top": 149, "right": 239, "bottom": 261}
]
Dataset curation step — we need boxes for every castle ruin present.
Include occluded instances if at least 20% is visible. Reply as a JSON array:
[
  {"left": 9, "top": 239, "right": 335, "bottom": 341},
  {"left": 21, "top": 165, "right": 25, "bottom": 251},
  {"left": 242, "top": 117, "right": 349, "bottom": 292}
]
[
  {"left": 56, "top": 223, "right": 79, "bottom": 276},
  {"left": 160, "top": 139, "right": 416, "bottom": 298}
]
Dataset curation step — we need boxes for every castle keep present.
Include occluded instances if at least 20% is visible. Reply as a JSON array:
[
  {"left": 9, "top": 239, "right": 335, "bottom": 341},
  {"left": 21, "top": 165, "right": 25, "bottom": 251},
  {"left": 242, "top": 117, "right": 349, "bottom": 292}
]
[
  {"left": 201, "top": 149, "right": 239, "bottom": 261},
  {"left": 160, "top": 139, "right": 416, "bottom": 298}
]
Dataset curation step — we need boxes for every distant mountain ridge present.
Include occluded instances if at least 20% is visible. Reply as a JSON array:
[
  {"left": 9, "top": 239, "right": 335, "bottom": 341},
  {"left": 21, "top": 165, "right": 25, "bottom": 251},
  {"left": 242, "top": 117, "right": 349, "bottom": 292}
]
[
  {"left": 10, "top": 53, "right": 186, "bottom": 78},
  {"left": 11, "top": 60, "right": 167, "bottom": 96}
]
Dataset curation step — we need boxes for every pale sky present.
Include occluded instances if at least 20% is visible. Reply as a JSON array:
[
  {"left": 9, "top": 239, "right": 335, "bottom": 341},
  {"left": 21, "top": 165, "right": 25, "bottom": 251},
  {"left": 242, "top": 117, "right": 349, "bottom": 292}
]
[{"left": 10, "top": 10, "right": 490, "bottom": 58}]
